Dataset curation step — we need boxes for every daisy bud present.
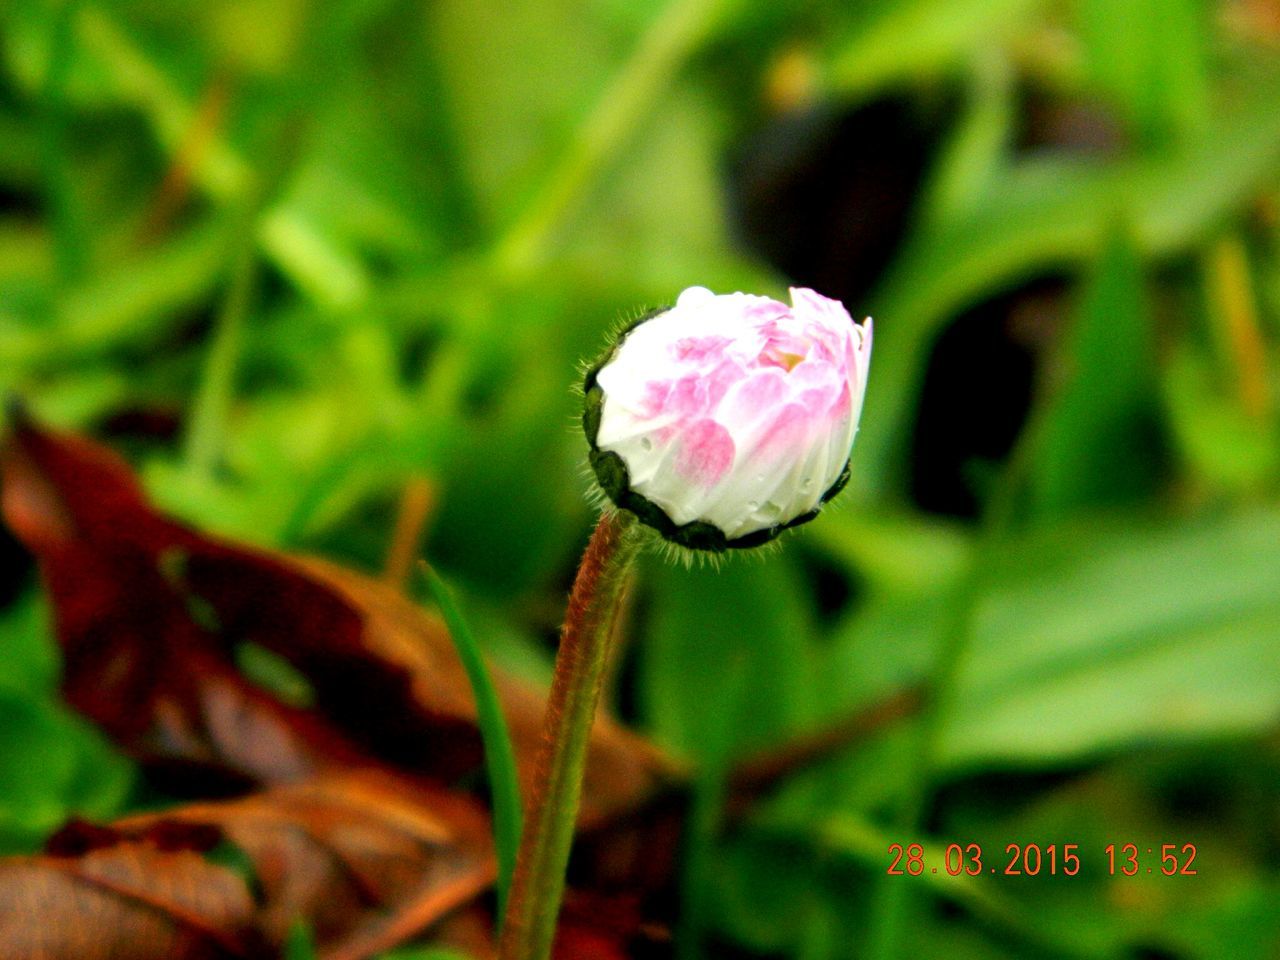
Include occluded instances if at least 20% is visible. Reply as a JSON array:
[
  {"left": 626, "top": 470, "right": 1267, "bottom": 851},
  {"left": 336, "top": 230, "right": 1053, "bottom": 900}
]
[{"left": 583, "top": 286, "right": 872, "bottom": 551}]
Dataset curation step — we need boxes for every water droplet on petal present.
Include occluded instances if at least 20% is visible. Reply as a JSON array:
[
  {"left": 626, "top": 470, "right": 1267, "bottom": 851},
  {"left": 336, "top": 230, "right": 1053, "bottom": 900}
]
[
  {"left": 761, "top": 501, "right": 784, "bottom": 522},
  {"left": 676, "top": 286, "right": 716, "bottom": 308},
  {"left": 640, "top": 437, "right": 653, "bottom": 451}
]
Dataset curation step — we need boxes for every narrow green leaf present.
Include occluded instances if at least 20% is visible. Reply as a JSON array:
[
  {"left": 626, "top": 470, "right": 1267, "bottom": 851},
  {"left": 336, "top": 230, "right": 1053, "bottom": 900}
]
[
  {"left": 284, "top": 920, "right": 318, "bottom": 960},
  {"left": 421, "top": 563, "right": 522, "bottom": 923},
  {"left": 39, "top": 0, "right": 88, "bottom": 285},
  {"left": 1162, "top": 341, "right": 1279, "bottom": 492},
  {"left": 918, "top": 54, "right": 1015, "bottom": 226},
  {"left": 1077, "top": 0, "right": 1209, "bottom": 143},
  {"left": 183, "top": 248, "right": 257, "bottom": 479},
  {"left": 827, "top": 0, "right": 1043, "bottom": 99},
  {"left": 1030, "top": 228, "right": 1164, "bottom": 515},
  {"left": 377, "top": 947, "right": 474, "bottom": 960}
]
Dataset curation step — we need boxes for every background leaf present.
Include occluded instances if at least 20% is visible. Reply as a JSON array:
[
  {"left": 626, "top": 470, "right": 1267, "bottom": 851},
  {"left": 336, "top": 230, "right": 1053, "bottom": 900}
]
[{"left": 1029, "top": 228, "right": 1164, "bottom": 515}]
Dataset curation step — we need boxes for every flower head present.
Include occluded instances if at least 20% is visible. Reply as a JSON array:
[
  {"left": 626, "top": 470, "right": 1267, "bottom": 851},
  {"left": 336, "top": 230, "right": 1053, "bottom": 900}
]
[{"left": 583, "top": 285, "right": 872, "bottom": 551}]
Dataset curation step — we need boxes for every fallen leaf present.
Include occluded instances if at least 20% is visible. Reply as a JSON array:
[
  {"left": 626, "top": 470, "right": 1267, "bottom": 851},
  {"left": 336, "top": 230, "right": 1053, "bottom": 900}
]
[
  {"left": 0, "top": 414, "right": 680, "bottom": 823},
  {"left": 0, "top": 771, "right": 494, "bottom": 960}
]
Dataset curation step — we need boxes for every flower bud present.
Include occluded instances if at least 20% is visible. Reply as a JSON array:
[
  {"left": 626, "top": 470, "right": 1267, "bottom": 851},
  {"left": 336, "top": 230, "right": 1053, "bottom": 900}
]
[{"left": 583, "top": 286, "right": 872, "bottom": 551}]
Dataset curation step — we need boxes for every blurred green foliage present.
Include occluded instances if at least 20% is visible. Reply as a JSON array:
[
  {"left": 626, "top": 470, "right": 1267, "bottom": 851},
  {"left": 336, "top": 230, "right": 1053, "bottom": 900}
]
[{"left": 1, "top": 0, "right": 1279, "bottom": 957}]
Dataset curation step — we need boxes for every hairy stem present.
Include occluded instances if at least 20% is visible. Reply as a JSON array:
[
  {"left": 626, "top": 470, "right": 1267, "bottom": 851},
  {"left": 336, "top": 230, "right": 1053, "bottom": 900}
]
[{"left": 498, "top": 510, "right": 642, "bottom": 960}]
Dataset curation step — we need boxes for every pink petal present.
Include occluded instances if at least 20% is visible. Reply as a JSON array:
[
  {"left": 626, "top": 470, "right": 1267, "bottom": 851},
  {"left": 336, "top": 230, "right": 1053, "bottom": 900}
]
[{"left": 674, "top": 419, "right": 735, "bottom": 486}]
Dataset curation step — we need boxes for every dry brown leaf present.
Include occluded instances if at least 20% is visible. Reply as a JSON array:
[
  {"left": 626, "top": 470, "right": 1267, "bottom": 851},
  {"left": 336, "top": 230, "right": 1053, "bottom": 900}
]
[
  {"left": 0, "top": 772, "right": 494, "bottom": 960},
  {"left": 0, "top": 414, "right": 680, "bottom": 823}
]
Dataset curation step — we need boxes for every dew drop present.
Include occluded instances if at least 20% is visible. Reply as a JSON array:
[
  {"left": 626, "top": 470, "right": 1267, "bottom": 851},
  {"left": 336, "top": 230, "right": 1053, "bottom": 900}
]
[
  {"left": 747, "top": 500, "right": 760, "bottom": 511},
  {"left": 761, "top": 501, "right": 784, "bottom": 522},
  {"left": 640, "top": 437, "right": 653, "bottom": 451}
]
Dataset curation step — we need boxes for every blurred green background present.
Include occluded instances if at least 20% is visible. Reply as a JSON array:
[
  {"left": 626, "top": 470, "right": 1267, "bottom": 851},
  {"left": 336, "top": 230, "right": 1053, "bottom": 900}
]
[{"left": 1, "top": 0, "right": 1279, "bottom": 957}]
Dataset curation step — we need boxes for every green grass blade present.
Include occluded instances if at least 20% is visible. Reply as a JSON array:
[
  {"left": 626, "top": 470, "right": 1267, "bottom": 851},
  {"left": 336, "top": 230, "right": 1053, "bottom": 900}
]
[
  {"left": 40, "top": 0, "right": 88, "bottom": 286},
  {"left": 284, "top": 919, "right": 318, "bottom": 960},
  {"left": 421, "top": 562, "right": 523, "bottom": 923}
]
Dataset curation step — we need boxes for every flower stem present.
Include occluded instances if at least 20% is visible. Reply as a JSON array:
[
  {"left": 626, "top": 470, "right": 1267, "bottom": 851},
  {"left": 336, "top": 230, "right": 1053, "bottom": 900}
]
[{"left": 498, "top": 510, "right": 642, "bottom": 960}]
